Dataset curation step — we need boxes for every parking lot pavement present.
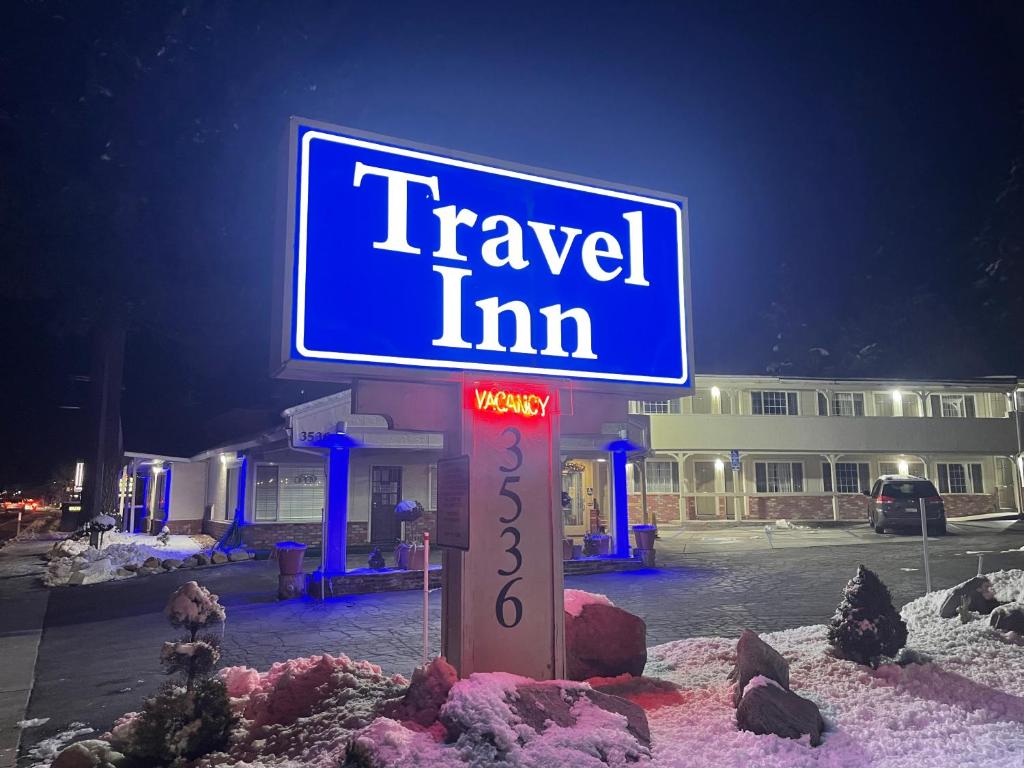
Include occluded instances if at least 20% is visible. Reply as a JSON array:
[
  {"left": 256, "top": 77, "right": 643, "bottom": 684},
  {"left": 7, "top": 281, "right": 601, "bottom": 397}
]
[{"left": 15, "top": 519, "right": 1024, "bottom": 762}]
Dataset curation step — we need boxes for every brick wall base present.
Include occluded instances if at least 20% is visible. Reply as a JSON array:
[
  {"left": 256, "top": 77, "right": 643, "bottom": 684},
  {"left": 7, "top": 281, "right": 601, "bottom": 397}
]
[
  {"left": 202, "top": 519, "right": 378, "bottom": 548},
  {"left": 943, "top": 494, "right": 996, "bottom": 518},
  {"left": 626, "top": 494, "right": 681, "bottom": 524},
  {"left": 166, "top": 519, "right": 204, "bottom": 535}
]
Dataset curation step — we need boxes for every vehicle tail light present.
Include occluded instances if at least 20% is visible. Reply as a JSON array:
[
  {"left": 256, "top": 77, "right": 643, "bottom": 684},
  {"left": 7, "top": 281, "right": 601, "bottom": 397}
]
[
  {"left": 877, "top": 496, "right": 894, "bottom": 503},
  {"left": 924, "top": 496, "right": 941, "bottom": 503}
]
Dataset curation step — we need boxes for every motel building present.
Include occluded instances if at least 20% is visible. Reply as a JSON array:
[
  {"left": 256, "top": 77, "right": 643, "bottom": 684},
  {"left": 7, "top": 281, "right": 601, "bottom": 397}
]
[{"left": 119, "top": 374, "right": 1024, "bottom": 557}]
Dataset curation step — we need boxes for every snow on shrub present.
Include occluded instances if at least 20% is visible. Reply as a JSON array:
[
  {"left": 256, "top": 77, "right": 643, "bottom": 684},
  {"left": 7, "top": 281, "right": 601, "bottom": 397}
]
[
  {"left": 827, "top": 564, "right": 907, "bottom": 667},
  {"left": 111, "top": 582, "right": 233, "bottom": 766}
]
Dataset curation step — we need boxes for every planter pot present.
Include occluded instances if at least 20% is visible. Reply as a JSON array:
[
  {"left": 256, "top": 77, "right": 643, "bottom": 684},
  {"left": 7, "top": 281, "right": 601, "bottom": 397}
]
[
  {"left": 632, "top": 525, "right": 656, "bottom": 551},
  {"left": 275, "top": 541, "right": 307, "bottom": 576}
]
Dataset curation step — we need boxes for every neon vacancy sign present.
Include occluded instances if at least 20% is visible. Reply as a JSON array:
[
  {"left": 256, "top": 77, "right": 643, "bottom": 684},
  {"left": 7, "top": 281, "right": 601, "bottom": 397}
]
[
  {"left": 277, "top": 118, "right": 693, "bottom": 392},
  {"left": 471, "top": 387, "right": 552, "bottom": 419}
]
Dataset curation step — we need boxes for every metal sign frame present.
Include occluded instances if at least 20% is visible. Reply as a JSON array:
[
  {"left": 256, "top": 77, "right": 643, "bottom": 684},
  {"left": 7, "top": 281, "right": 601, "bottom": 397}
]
[{"left": 273, "top": 117, "right": 694, "bottom": 398}]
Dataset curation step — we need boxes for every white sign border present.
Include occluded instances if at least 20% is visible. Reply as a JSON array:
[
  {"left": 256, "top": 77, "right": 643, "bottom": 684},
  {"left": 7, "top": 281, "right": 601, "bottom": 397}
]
[{"left": 291, "top": 122, "right": 691, "bottom": 387}]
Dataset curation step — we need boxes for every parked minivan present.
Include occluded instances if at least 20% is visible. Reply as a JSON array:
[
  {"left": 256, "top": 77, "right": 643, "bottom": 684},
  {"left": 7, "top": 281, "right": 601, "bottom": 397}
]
[{"left": 864, "top": 475, "right": 947, "bottom": 535}]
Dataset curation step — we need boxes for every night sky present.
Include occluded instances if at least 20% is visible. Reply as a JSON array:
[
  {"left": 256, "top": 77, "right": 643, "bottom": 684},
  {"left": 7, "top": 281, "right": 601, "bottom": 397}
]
[{"left": 1, "top": 1, "right": 1022, "bottom": 486}]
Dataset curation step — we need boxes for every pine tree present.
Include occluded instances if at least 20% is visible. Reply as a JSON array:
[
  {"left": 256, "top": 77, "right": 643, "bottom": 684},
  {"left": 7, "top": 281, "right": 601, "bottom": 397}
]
[
  {"left": 124, "top": 582, "right": 234, "bottom": 765},
  {"left": 827, "top": 565, "right": 908, "bottom": 668}
]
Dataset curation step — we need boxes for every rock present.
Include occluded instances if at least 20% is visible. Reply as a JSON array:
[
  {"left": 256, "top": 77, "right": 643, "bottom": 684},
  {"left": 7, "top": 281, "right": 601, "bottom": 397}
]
[
  {"left": 52, "top": 739, "right": 125, "bottom": 768},
  {"left": 142, "top": 556, "right": 162, "bottom": 569},
  {"left": 121, "top": 563, "right": 139, "bottom": 572},
  {"left": 565, "top": 603, "right": 647, "bottom": 680},
  {"left": 211, "top": 551, "right": 229, "bottom": 565},
  {"left": 939, "top": 576, "right": 1003, "bottom": 618},
  {"left": 114, "top": 568, "right": 135, "bottom": 579},
  {"left": 990, "top": 603, "right": 1024, "bottom": 633},
  {"left": 228, "top": 549, "right": 250, "bottom": 562},
  {"left": 736, "top": 679, "right": 825, "bottom": 746},
  {"left": 138, "top": 566, "right": 161, "bottom": 576},
  {"left": 161, "top": 558, "right": 183, "bottom": 570},
  {"left": 383, "top": 657, "right": 458, "bottom": 726},
  {"left": 193, "top": 552, "right": 210, "bottom": 566},
  {"left": 728, "top": 629, "right": 790, "bottom": 707},
  {"left": 180, "top": 556, "right": 199, "bottom": 568},
  {"left": 67, "top": 558, "right": 115, "bottom": 586}
]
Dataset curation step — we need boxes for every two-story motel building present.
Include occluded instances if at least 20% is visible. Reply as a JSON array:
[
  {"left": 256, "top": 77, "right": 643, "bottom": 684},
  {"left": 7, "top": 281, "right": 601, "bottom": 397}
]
[{"left": 121, "top": 375, "right": 1024, "bottom": 553}]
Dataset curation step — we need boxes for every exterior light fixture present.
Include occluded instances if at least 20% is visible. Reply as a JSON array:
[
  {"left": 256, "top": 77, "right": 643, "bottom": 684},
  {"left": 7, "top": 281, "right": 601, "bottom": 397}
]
[
  {"left": 714, "top": 459, "right": 725, "bottom": 471},
  {"left": 898, "top": 459, "right": 909, "bottom": 475},
  {"left": 151, "top": 464, "right": 163, "bottom": 475},
  {"left": 891, "top": 390, "right": 902, "bottom": 403},
  {"left": 710, "top": 386, "right": 721, "bottom": 398}
]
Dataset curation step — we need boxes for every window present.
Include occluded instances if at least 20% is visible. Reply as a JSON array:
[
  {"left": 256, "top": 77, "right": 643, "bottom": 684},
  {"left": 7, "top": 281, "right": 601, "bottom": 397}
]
[
  {"left": 427, "top": 464, "right": 438, "bottom": 510},
  {"left": 254, "top": 465, "right": 278, "bottom": 521},
  {"left": 225, "top": 465, "right": 239, "bottom": 521},
  {"left": 629, "top": 399, "right": 680, "bottom": 415},
  {"left": 881, "top": 479, "right": 940, "bottom": 499},
  {"left": 874, "top": 393, "right": 895, "bottom": 417},
  {"left": 937, "top": 463, "right": 984, "bottom": 494},
  {"left": 932, "top": 394, "right": 976, "bottom": 418},
  {"left": 646, "top": 461, "right": 680, "bottom": 493},
  {"left": 901, "top": 394, "right": 921, "bottom": 417},
  {"left": 755, "top": 462, "right": 804, "bottom": 493},
  {"left": 252, "top": 464, "right": 325, "bottom": 521},
  {"left": 830, "top": 462, "right": 870, "bottom": 493},
  {"left": 832, "top": 393, "right": 865, "bottom": 417},
  {"left": 878, "top": 461, "right": 926, "bottom": 478},
  {"left": 752, "top": 391, "right": 798, "bottom": 415}
]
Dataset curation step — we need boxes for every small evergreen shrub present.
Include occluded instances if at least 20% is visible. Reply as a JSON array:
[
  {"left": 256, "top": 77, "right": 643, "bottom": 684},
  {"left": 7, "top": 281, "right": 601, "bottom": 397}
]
[
  {"left": 827, "top": 565, "right": 908, "bottom": 668},
  {"left": 124, "top": 581, "right": 234, "bottom": 765}
]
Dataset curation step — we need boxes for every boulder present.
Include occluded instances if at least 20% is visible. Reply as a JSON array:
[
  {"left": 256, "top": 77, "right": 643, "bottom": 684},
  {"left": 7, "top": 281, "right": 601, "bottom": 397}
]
[
  {"left": 565, "top": 603, "right": 647, "bottom": 680},
  {"left": 990, "top": 603, "right": 1024, "bottom": 633},
  {"left": 180, "top": 556, "right": 199, "bottom": 568},
  {"left": 736, "top": 678, "right": 825, "bottom": 746},
  {"left": 939, "top": 576, "right": 1003, "bottom": 618},
  {"left": 142, "top": 556, "right": 162, "bottom": 569},
  {"left": 228, "top": 549, "right": 250, "bottom": 562},
  {"left": 383, "top": 657, "right": 458, "bottom": 726},
  {"left": 121, "top": 563, "right": 139, "bottom": 572},
  {"left": 728, "top": 629, "right": 790, "bottom": 707},
  {"left": 52, "top": 739, "right": 125, "bottom": 768},
  {"left": 138, "top": 566, "right": 162, "bottom": 577},
  {"left": 114, "top": 568, "right": 136, "bottom": 579},
  {"left": 67, "top": 558, "right": 115, "bottom": 586},
  {"left": 193, "top": 552, "right": 210, "bottom": 566},
  {"left": 161, "top": 558, "right": 183, "bottom": 570},
  {"left": 211, "top": 551, "right": 229, "bottom": 565}
]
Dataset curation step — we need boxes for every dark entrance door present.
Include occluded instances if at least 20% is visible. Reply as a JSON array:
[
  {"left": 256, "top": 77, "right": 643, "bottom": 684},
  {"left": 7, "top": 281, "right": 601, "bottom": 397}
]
[{"left": 370, "top": 466, "right": 402, "bottom": 545}]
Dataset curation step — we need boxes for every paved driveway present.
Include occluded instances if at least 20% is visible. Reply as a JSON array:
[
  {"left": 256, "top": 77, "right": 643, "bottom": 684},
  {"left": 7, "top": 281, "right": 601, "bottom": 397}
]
[{"left": 15, "top": 519, "right": 1024, "bottom": 763}]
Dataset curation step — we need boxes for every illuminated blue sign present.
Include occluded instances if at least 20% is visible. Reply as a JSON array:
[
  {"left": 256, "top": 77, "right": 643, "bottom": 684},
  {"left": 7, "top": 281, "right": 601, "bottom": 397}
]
[{"left": 279, "top": 118, "right": 692, "bottom": 390}]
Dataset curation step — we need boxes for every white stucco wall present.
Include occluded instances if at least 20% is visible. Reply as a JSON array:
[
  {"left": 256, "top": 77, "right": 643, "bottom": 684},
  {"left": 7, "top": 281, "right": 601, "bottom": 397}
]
[{"left": 168, "top": 461, "right": 208, "bottom": 521}]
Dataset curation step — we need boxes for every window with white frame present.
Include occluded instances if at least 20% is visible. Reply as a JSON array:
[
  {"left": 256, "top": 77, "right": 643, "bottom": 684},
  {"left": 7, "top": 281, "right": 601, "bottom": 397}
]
[
  {"left": 873, "top": 393, "right": 895, "bottom": 417},
  {"left": 427, "top": 464, "right": 438, "bottom": 510},
  {"left": 827, "top": 462, "right": 870, "bottom": 493},
  {"left": 832, "top": 393, "right": 865, "bottom": 417},
  {"left": 751, "top": 391, "right": 798, "bottom": 415},
  {"left": 937, "top": 463, "right": 983, "bottom": 494},
  {"left": 754, "top": 462, "right": 804, "bottom": 493},
  {"left": 253, "top": 464, "right": 324, "bottom": 521},
  {"left": 645, "top": 461, "right": 680, "bottom": 493},
  {"left": 879, "top": 461, "right": 926, "bottom": 478},
  {"left": 936, "top": 394, "right": 975, "bottom": 418},
  {"left": 629, "top": 399, "right": 680, "bottom": 415}
]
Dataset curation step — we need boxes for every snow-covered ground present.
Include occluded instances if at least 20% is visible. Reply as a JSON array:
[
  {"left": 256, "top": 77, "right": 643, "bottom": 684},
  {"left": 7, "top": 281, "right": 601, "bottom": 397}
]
[
  {"left": 34, "top": 571, "right": 1024, "bottom": 767},
  {"left": 43, "top": 531, "right": 210, "bottom": 587}
]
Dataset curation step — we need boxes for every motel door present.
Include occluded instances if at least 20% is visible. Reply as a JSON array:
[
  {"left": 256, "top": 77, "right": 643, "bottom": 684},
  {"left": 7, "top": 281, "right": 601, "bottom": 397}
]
[
  {"left": 694, "top": 461, "right": 718, "bottom": 519},
  {"left": 370, "top": 466, "right": 402, "bottom": 545}
]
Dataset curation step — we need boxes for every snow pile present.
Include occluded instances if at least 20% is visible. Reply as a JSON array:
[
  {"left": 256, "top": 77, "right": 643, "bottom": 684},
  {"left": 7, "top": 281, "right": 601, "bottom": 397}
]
[
  {"left": 43, "top": 532, "right": 208, "bottom": 587},
  {"left": 204, "top": 654, "right": 409, "bottom": 766},
  {"left": 564, "top": 588, "right": 615, "bottom": 617},
  {"left": 643, "top": 569, "right": 1024, "bottom": 767}
]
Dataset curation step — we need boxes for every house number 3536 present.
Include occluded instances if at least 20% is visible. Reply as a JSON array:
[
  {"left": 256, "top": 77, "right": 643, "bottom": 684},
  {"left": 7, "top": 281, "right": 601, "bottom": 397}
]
[{"left": 495, "top": 426, "right": 523, "bottom": 628}]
